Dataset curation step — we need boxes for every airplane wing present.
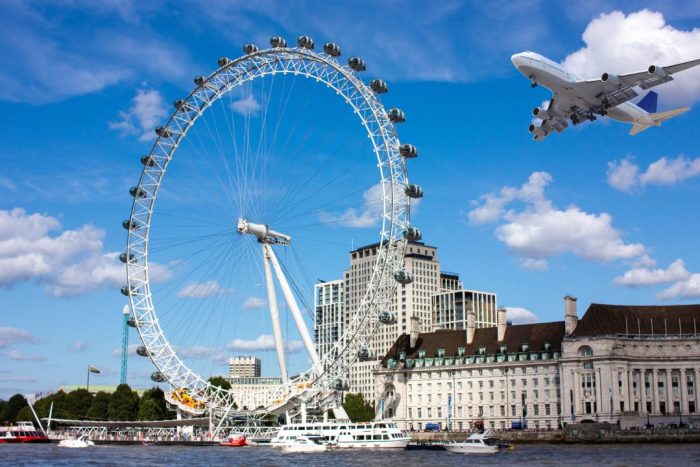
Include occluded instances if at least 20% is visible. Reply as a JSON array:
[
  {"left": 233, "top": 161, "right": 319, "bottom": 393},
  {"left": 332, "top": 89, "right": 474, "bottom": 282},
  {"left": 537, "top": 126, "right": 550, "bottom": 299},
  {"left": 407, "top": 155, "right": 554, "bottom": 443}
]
[
  {"left": 528, "top": 96, "right": 572, "bottom": 141},
  {"left": 577, "top": 58, "right": 700, "bottom": 109}
]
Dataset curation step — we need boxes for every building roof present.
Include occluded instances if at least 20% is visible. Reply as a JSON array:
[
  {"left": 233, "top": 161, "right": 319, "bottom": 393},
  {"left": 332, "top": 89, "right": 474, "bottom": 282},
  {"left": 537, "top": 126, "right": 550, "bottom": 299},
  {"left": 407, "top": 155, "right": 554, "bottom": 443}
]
[
  {"left": 572, "top": 303, "right": 700, "bottom": 337},
  {"left": 381, "top": 321, "right": 565, "bottom": 365}
]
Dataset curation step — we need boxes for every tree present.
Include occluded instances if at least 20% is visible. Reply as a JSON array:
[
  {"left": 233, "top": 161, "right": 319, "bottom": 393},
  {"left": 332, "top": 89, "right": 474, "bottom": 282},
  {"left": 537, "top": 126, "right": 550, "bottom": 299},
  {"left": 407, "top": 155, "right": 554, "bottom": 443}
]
[
  {"left": 208, "top": 376, "right": 231, "bottom": 391},
  {"left": 107, "top": 384, "right": 139, "bottom": 421},
  {"left": 87, "top": 392, "right": 110, "bottom": 420},
  {"left": 1, "top": 394, "right": 28, "bottom": 423},
  {"left": 342, "top": 393, "right": 375, "bottom": 422},
  {"left": 139, "top": 387, "right": 167, "bottom": 420},
  {"left": 65, "top": 389, "right": 93, "bottom": 419},
  {"left": 0, "top": 399, "right": 6, "bottom": 421}
]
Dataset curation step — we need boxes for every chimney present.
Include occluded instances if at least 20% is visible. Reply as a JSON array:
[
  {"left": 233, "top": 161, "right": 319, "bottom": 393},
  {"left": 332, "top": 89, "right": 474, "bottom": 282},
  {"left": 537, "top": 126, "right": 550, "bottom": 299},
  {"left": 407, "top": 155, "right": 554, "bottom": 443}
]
[
  {"left": 564, "top": 295, "right": 578, "bottom": 336},
  {"left": 497, "top": 307, "right": 507, "bottom": 342},
  {"left": 466, "top": 307, "right": 476, "bottom": 344},
  {"left": 410, "top": 316, "right": 421, "bottom": 348}
]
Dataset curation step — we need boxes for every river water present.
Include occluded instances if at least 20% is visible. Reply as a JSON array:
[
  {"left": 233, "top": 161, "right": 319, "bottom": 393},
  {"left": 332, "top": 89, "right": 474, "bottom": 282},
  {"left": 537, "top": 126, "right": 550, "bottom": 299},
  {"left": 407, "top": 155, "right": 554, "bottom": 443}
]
[{"left": 2, "top": 443, "right": 700, "bottom": 466}]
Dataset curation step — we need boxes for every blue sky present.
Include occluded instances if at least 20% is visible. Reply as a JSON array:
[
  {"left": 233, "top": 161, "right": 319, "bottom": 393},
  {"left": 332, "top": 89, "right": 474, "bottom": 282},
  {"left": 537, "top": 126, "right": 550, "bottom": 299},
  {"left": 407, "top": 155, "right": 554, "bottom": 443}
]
[{"left": 2, "top": 0, "right": 700, "bottom": 398}]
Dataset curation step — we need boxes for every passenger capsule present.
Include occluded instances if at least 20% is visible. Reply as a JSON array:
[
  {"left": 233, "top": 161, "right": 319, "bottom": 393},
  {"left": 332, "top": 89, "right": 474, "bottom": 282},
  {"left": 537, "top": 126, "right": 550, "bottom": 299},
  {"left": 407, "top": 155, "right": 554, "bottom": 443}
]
[
  {"left": 140, "top": 155, "right": 157, "bottom": 167},
  {"left": 331, "top": 379, "right": 348, "bottom": 391},
  {"left": 119, "top": 252, "right": 136, "bottom": 264},
  {"left": 129, "top": 186, "right": 147, "bottom": 198},
  {"left": 399, "top": 144, "right": 418, "bottom": 159},
  {"left": 357, "top": 348, "right": 372, "bottom": 361},
  {"left": 297, "top": 36, "right": 314, "bottom": 49},
  {"left": 122, "top": 219, "right": 140, "bottom": 230},
  {"left": 404, "top": 184, "right": 423, "bottom": 199},
  {"left": 323, "top": 42, "right": 341, "bottom": 57},
  {"left": 136, "top": 345, "right": 149, "bottom": 357},
  {"left": 217, "top": 57, "right": 231, "bottom": 67},
  {"left": 155, "top": 126, "right": 172, "bottom": 138},
  {"left": 193, "top": 75, "right": 205, "bottom": 86},
  {"left": 173, "top": 99, "right": 192, "bottom": 112},
  {"left": 379, "top": 311, "right": 398, "bottom": 325},
  {"left": 243, "top": 43, "right": 258, "bottom": 55},
  {"left": 120, "top": 286, "right": 133, "bottom": 296},
  {"left": 394, "top": 270, "right": 414, "bottom": 285},
  {"left": 127, "top": 317, "right": 137, "bottom": 328},
  {"left": 151, "top": 371, "right": 166, "bottom": 382},
  {"left": 348, "top": 57, "right": 366, "bottom": 72},
  {"left": 370, "top": 79, "right": 388, "bottom": 94},
  {"left": 403, "top": 226, "right": 422, "bottom": 241},
  {"left": 270, "top": 36, "right": 287, "bottom": 48},
  {"left": 387, "top": 108, "right": 405, "bottom": 123}
]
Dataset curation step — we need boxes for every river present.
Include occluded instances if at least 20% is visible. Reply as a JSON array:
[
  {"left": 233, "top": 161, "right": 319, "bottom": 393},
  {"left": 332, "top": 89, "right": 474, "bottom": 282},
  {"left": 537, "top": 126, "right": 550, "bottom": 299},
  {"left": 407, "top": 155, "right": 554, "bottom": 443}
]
[{"left": 3, "top": 443, "right": 700, "bottom": 466}]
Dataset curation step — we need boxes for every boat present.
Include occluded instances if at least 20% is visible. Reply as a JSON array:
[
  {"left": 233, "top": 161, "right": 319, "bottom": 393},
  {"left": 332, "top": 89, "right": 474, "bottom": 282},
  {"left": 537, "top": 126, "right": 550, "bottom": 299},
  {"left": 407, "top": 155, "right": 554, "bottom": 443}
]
[
  {"left": 279, "top": 434, "right": 329, "bottom": 453},
  {"left": 57, "top": 435, "right": 95, "bottom": 448},
  {"left": 271, "top": 421, "right": 410, "bottom": 449},
  {"left": 443, "top": 430, "right": 506, "bottom": 454},
  {"left": 0, "top": 422, "right": 50, "bottom": 443},
  {"left": 219, "top": 434, "right": 248, "bottom": 447}
]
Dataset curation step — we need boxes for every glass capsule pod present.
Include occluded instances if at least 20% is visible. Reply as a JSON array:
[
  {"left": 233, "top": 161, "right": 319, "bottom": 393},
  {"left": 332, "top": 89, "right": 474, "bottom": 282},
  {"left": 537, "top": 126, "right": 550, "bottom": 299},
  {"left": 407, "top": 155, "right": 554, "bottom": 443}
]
[
  {"left": 155, "top": 126, "right": 172, "bottom": 138},
  {"left": 399, "top": 143, "right": 418, "bottom": 159},
  {"left": 297, "top": 36, "right": 314, "bottom": 49},
  {"left": 217, "top": 56, "right": 231, "bottom": 67},
  {"left": 404, "top": 184, "right": 423, "bottom": 199},
  {"left": 387, "top": 108, "right": 405, "bottom": 123},
  {"left": 151, "top": 371, "right": 166, "bottom": 382},
  {"left": 370, "top": 79, "right": 388, "bottom": 94},
  {"left": 140, "top": 155, "right": 157, "bottom": 167},
  {"left": 348, "top": 57, "right": 366, "bottom": 72},
  {"left": 270, "top": 36, "right": 288, "bottom": 48},
  {"left": 323, "top": 42, "right": 341, "bottom": 57},
  {"left": 122, "top": 219, "right": 140, "bottom": 230},
  {"left": 119, "top": 252, "right": 136, "bottom": 264},
  {"left": 243, "top": 43, "right": 258, "bottom": 55},
  {"left": 129, "top": 186, "right": 146, "bottom": 198},
  {"left": 136, "top": 345, "right": 149, "bottom": 357},
  {"left": 379, "top": 311, "right": 398, "bottom": 324},
  {"left": 394, "top": 270, "right": 414, "bottom": 284},
  {"left": 403, "top": 226, "right": 422, "bottom": 241}
]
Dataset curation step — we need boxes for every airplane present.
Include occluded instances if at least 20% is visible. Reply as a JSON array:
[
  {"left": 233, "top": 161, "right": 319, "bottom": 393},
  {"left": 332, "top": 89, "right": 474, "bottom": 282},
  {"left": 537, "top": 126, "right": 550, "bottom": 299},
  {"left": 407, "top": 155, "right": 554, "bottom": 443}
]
[{"left": 511, "top": 51, "right": 700, "bottom": 141}]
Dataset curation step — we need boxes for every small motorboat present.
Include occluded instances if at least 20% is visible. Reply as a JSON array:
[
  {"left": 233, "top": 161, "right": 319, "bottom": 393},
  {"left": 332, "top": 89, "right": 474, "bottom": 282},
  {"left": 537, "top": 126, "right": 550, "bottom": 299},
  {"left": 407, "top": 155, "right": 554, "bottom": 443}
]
[
  {"left": 58, "top": 435, "right": 95, "bottom": 448},
  {"left": 280, "top": 435, "right": 329, "bottom": 453},
  {"left": 219, "top": 434, "right": 247, "bottom": 447},
  {"left": 443, "top": 430, "right": 505, "bottom": 454}
]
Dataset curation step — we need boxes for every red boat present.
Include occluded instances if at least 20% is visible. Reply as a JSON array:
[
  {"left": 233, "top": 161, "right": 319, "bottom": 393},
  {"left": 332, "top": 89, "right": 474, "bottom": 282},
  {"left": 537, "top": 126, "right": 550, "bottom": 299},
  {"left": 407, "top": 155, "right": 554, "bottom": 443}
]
[
  {"left": 219, "top": 434, "right": 247, "bottom": 447},
  {"left": 0, "top": 422, "right": 50, "bottom": 443}
]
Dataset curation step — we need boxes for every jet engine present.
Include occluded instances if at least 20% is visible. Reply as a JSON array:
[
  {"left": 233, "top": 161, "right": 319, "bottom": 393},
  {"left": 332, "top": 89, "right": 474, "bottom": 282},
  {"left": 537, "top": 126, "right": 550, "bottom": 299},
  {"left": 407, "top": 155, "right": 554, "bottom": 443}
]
[
  {"left": 532, "top": 106, "right": 551, "bottom": 119},
  {"left": 648, "top": 65, "right": 668, "bottom": 77},
  {"left": 601, "top": 73, "right": 622, "bottom": 86}
]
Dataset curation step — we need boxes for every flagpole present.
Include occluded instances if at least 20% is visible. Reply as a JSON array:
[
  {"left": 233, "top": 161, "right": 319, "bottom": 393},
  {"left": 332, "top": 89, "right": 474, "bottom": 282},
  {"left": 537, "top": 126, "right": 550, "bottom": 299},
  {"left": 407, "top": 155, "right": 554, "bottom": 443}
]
[{"left": 87, "top": 364, "right": 90, "bottom": 393}]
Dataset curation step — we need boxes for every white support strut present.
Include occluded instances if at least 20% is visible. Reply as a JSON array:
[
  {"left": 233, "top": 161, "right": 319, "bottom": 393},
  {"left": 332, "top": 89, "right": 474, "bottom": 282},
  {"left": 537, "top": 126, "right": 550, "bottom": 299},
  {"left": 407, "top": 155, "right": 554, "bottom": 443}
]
[
  {"left": 263, "top": 244, "right": 288, "bottom": 382},
  {"left": 264, "top": 244, "right": 322, "bottom": 372}
]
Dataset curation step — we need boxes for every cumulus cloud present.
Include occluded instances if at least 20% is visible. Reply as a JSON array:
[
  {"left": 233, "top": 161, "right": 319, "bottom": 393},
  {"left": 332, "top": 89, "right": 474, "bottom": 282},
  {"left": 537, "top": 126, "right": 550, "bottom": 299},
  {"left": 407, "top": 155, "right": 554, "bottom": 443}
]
[
  {"left": 505, "top": 307, "right": 538, "bottom": 324},
  {"left": 0, "top": 208, "right": 170, "bottom": 297},
  {"left": 317, "top": 183, "right": 409, "bottom": 228},
  {"left": 614, "top": 259, "right": 690, "bottom": 288},
  {"left": 109, "top": 88, "right": 168, "bottom": 141},
  {"left": 469, "top": 172, "right": 645, "bottom": 270},
  {"left": 231, "top": 94, "right": 261, "bottom": 116},
  {"left": 176, "top": 346, "right": 220, "bottom": 359},
  {"left": 608, "top": 155, "right": 700, "bottom": 192},
  {"left": 0, "top": 327, "right": 37, "bottom": 348},
  {"left": 177, "top": 280, "right": 234, "bottom": 298},
  {"left": 111, "top": 344, "right": 140, "bottom": 358},
  {"left": 242, "top": 296, "right": 266, "bottom": 310},
  {"left": 657, "top": 274, "right": 700, "bottom": 300},
  {"left": 68, "top": 340, "right": 90, "bottom": 353},
  {"left": 562, "top": 10, "right": 700, "bottom": 106},
  {"left": 3, "top": 350, "right": 45, "bottom": 362},
  {"left": 226, "top": 334, "right": 304, "bottom": 353}
]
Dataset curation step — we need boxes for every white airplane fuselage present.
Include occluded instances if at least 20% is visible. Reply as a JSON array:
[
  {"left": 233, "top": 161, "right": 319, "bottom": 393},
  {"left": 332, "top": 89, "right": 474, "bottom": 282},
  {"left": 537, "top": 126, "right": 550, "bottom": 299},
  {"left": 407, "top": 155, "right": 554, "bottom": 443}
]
[{"left": 511, "top": 51, "right": 654, "bottom": 125}]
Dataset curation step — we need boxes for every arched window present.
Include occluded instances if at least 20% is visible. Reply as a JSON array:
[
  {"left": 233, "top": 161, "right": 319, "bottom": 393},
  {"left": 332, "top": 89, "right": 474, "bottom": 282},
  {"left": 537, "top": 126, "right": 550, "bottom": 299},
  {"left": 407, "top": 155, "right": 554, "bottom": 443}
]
[{"left": 578, "top": 345, "right": 593, "bottom": 357}]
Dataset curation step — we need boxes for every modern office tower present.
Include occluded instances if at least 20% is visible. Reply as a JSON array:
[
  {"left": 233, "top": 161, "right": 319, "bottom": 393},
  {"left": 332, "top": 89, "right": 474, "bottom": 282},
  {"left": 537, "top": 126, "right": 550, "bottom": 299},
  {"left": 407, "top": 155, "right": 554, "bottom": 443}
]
[
  {"left": 228, "top": 356, "right": 261, "bottom": 378},
  {"left": 432, "top": 289, "right": 498, "bottom": 331},
  {"left": 314, "top": 279, "right": 344, "bottom": 361}
]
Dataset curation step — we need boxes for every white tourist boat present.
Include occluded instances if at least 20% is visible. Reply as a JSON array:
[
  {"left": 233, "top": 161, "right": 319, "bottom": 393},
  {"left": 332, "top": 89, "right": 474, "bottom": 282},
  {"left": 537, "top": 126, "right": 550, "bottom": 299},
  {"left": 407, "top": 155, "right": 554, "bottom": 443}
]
[
  {"left": 279, "top": 434, "right": 329, "bottom": 453},
  {"left": 443, "top": 430, "right": 504, "bottom": 454},
  {"left": 57, "top": 435, "right": 95, "bottom": 448},
  {"left": 271, "top": 421, "right": 411, "bottom": 449}
]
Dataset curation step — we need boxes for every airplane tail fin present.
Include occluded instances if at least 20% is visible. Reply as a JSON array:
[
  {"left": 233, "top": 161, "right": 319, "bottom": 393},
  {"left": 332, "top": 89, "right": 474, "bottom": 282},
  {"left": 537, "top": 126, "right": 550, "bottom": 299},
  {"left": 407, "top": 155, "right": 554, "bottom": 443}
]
[{"left": 629, "top": 106, "right": 690, "bottom": 136}]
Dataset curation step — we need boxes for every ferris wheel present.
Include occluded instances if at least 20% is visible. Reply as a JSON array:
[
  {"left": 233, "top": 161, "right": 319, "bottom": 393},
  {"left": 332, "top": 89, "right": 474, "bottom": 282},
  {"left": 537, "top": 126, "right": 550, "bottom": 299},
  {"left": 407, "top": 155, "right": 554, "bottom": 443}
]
[{"left": 121, "top": 35, "right": 422, "bottom": 417}]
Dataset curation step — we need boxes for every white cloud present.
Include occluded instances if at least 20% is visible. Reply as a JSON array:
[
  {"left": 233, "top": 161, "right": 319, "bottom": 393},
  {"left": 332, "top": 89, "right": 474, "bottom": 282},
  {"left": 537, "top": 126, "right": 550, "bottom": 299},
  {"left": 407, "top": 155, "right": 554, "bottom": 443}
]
[
  {"left": 607, "top": 155, "right": 700, "bottom": 192},
  {"left": 109, "top": 88, "right": 168, "bottom": 141},
  {"left": 111, "top": 344, "right": 140, "bottom": 358},
  {"left": 231, "top": 94, "right": 261, "bottom": 116},
  {"left": 505, "top": 307, "right": 538, "bottom": 324},
  {"left": 177, "top": 346, "right": 220, "bottom": 359},
  {"left": 242, "top": 296, "right": 266, "bottom": 310},
  {"left": 0, "top": 327, "right": 37, "bottom": 348},
  {"left": 226, "top": 334, "right": 304, "bottom": 353},
  {"left": 4, "top": 350, "right": 45, "bottom": 362},
  {"left": 614, "top": 259, "right": 690, "bottom": 287},
  {"left": 318, "top": 183, "right": 400, "bottom": 228},
  {"left": 657, "top": 274, "right": 700, "bottom": 300},
  {"left": 607, "top": 158, "right": 640, "bottom": 192},
  {"left": 562, "top": 10, "right": 700, "bottom": 106},
  {"left": 469, "top": 172, "right": 645, "bottom": 269},
  {"left": 69, "top": 340, "right": 90, "bottom": 353},
  {"left": 177, "top": 280, "right": 234, "bottom": 298},
  {"left": 0, "top": 376, "right": 36, "bottom": 384}
]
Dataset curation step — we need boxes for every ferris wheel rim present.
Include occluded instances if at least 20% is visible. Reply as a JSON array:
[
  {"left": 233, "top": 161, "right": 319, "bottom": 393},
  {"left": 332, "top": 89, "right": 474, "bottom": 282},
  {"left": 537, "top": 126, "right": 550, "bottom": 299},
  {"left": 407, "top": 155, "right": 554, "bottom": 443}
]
[{"left": 124, "top": 42, "right": 412, "bottom": 413}]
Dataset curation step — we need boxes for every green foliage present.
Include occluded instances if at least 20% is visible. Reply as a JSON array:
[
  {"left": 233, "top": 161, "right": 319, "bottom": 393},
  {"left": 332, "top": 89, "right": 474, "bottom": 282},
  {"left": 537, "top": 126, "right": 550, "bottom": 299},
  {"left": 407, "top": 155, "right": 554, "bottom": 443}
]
[
  {"left": 139, "top": 387, "right": 168, "bottom": 420},
  {"left": 15, "top": 406, "right": 33, "bottom": 424},
  {"left": 1, "top": 394, "right": 28, "bottom": 423},
  {"left": 86, "top": 392, "right": 110, "bottom": 420},
  {"left": 208, "top": 376, "right": 232, "bottom": 391},
  {"left": 0, "top": 400, "right": 6, "bottom": 421},
  {"left": 342, "top": 393, "right": 375, "bottom": 423},
  {"left": 107, "top": 384, "right": 139, "bottom": 421},
  {"left": 65, "top": 389, "right": 93, "bottom": 419}
]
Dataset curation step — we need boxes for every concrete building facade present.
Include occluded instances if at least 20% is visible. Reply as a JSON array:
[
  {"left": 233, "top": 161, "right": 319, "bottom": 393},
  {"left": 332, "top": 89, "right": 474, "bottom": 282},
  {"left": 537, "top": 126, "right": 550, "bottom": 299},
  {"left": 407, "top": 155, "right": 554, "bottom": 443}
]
[
  {"left": 314, "top": 279, "right": 344, "bottom": 362},
  {"left": 432, "top": 289, "right": 498, "bottom": 331},
  {"left": 228, "top": 356, "right": 261, "bottom": 378}
]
